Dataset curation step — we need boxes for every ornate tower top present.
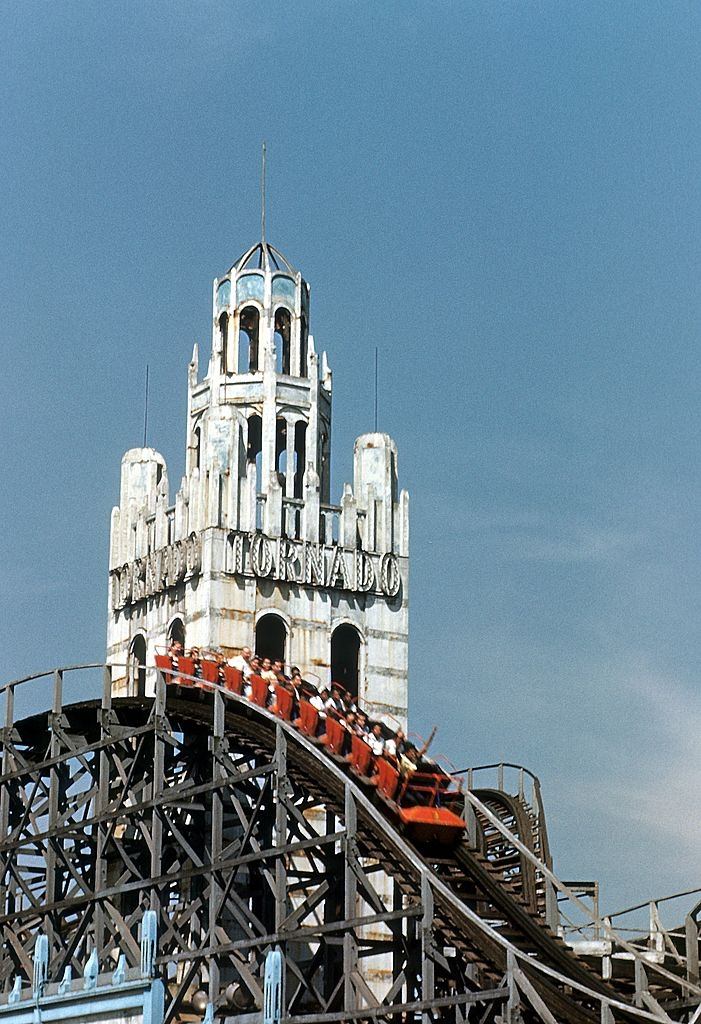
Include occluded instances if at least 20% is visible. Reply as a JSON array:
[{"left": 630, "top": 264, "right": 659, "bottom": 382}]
[
  {"left": 107, "top": 238, "right": 409, "bottom": 725},
  {"left": 201, "top": 237, "right": 330, "bottom": 504}
]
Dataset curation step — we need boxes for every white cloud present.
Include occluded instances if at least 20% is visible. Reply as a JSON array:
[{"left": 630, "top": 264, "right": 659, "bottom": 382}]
[
  {"left": 459, "top": 510, "right": 644, "bottom": 565},
  {"left": 571, "top": 669, "right": 701, "bottom": 862},
  {"left": 496, "top": 523, "right": 644, "bottom": 564}
]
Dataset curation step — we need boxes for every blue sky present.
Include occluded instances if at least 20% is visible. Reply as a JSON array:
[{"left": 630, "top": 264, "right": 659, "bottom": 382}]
[{"left": 1, "top": 1, "right": 699, "bottom": 921}]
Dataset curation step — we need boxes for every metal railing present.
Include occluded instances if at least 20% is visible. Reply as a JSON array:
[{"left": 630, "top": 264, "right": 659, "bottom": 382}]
[{"left": 454, "top": 762, "right": 545, "bottom": 823}]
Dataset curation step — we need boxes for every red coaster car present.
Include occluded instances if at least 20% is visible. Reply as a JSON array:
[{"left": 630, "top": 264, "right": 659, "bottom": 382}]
[
  {"left": 155, "top": 654, "right": 174, "bottom": 681},
  {"left": 223, "top": 665, "right": 243, "bottom": 695},
  {"left": 376, "top": 758, "right": 400, "bottom": 801},
  {"left": 398, "top": 771, "right": 465, "bottom": 845},
  {"left": 275, "top": 687, "right": 294, "bottom": 721},
  {"left": 249, "top": 674, "right": 269, "bottom": 708},
  {"left": 349, "top": 734, "right": 374, "bottom": 778},
  {"left": 323, "top": 716, "right": 346, "bottom": 757},
  {"left": 200, "top": 659, "right": 220, "bottom": 688},
  {"left": 177, "top": 657, "right": 196, "bottom": 685},
  {"left": 296, "top": 701, "right": 319, "bottom": 738}
]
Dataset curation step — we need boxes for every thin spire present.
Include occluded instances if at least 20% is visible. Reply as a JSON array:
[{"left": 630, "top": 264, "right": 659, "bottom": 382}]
[
  {"left": 143, "top": 363, "right": 149, "bottom": 447},
  {"left": 261, "top": 141, "right": 267, "bottom": 244}
]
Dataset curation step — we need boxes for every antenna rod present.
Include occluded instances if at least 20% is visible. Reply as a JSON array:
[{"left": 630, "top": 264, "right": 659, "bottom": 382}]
[
  {"left": 374, "top": 346, "right": 378, "bottom": 432},
  {"left": 261, "top": 141, "right": 267, "bottom": 243},
  {"left": 143, "top": 363, "right": 149, "bottom": 447}
]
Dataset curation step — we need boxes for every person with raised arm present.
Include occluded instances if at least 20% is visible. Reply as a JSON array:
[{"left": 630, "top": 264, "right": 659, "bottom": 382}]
[{"left": 385, "top": 727, "right": 407, "bottom": 760}]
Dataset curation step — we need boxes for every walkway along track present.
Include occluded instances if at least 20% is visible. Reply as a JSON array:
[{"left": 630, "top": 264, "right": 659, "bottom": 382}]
[{"left": 0, "top": 666, "right": 697, "bottom": 1024}]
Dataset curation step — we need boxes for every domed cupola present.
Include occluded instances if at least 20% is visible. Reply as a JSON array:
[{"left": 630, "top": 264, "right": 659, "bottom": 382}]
[
  {"left": 212, "top": 240, "right": 311, "bottom": 379},
  {"left": 230, "top": 239, "right": 297, "bottom": 274}
]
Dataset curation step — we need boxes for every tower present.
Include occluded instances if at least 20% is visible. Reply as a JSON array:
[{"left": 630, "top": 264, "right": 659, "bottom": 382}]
[{"left": 107, "top": 239, "right": 409, "bottom": 725}]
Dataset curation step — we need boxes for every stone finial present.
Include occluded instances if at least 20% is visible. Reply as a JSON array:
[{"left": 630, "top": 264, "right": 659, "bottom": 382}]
[
  {"left": 83, "top": 948, "right": 99, "bottom": 990},
  {"left": 140, "top": 909, "right": 158, "bottom": 977},
  {"left": 264, "top": 471, "right": 282, "bottom": 537},
  {"left": 302, "top": 465, "right": 320, "bottom": 543},
  {"left": 33, "top": 933, "right": 49, "bottom": 997},
  {"left": 8, "top": 977, "right": 21, "bottom": 1004},
  {"left": 113, "top": 953, "right": 127, "bottom": 985},
  {"left": 320, "top": 350, "right": 332, "bottom": 389},
  {"left": 341, "top": 483, "right": 357, "bottom": 549},
  {"left": 58, "top": 966, "right": 73, "bottom": 995},
  {"left": 263, "top": 947, "right": 284, "bottom": 1024}
]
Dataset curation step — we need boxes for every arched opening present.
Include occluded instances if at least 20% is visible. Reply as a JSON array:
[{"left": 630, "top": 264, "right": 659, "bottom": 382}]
[
  {"left": 255, "top": 614, "right": 287, "bottom": 663},
  {"left": 193, "top": 427, "right": 201, "bottom": 471},
  {"left": 247, "top": 414, "right": 262, "bottom": 482},
  {"left": 129, "top": 634, "right": 147, "bottom": 698},
  {"left": 320, "top": 430, "right": 330, "bottom": 500},
  {"left": 239, "top": 306, "right": 260, "bottom": 372},
  {"left": 219, "top": 312, "right": 229, "bottom": 373},
  {"left": 168, "top": 618, "right": 185, "bottom": 648},
  {"left": 274, "top": 308, "right": 291, "bottom": 375},
  {"left": 293, "top": 420, "right": 307, "bottom": 498},
  {"left": 299, "top": 315, "right": 308, "bottom": 376},
  {"left": 276, "top": 418, "right": 287, "bottom": 487},
  {"left": 330, "top": 624, "right": 362, "bottom": 696}
]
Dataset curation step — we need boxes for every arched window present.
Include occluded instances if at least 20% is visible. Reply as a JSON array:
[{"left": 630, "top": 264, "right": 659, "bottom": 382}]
[
  {"left": 255, "top": 614, "right": 287, "bottom": 663},
  {"left": 129, "top": 634, "right": 147, "bottom": 698},
  {"left": 274, "top": 308, "right": 291, "bottom": 375},
  {"left": 219, "top": 312, "right": 229, "bottom": 373},
  {"left": 276, "top": 418, "right": 287, "bottom": 486},
  {"left": 300, "top": 315, "right": 308, "bottom": 377},
  {"left": 216, "top": 279, "right": 231, "bottom": 311},
  {"left": 293, "top": 421, "right": 307, "bottom": 498},
  {"left": 247, "top": 414, "right": 262, "bottom": 481},
  {"left": 168, "top": 618, "right": 185, "bottom": 648},
  {"left": 330, "top": 624, "right": 362, "bottom": 696},
  {"left": 320, "top": 430, "right": 330, "bottom": 500},
  {"left": 239, "top": 306, "right": 260, "bottom": 373},
  {"left": 193, "top": 426, "right": 201, "bottom": 471}
]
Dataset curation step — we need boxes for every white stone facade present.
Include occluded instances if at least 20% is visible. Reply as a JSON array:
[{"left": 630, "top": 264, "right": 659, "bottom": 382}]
[{"left": 107, "top": 241, "right": 409, "bottom": 726}]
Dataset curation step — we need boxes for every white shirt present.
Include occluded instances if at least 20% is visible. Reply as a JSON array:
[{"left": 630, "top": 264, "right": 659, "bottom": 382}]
[
  {"left": 310, "top": 694, "right": 327, "bottom": 717},
  {"left": 228, "top": 654, "right": 252, "bottom": 679},
  {"left": 367, "top": 733, "right": 385, "bottom": 757}
]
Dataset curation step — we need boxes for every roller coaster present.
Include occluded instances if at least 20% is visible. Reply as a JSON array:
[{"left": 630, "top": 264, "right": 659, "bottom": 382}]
[{"left": 0, "top": 662, "right": 698, "bottom": 1024}]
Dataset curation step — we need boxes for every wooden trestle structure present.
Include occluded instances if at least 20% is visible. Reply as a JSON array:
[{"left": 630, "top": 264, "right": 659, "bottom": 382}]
[{"left": 0, "top": 665, "right": 698, "bottom": 1024}]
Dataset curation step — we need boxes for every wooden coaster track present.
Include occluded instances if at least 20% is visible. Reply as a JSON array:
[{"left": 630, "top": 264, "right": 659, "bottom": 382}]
[{"left": 0, "top": 665, "right": 697, "bottom": 1024}]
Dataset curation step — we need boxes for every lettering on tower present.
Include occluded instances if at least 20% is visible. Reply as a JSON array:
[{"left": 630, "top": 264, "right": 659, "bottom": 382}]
[
  {"left": 111, "top": 534, "right": 202, "bottom": 609},
  {"left": 110, "top": 529, "right": 400, "bottom": 610},
  {"left": 226, "top": 531, "right": 400, "bottom": 596}
]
